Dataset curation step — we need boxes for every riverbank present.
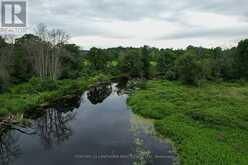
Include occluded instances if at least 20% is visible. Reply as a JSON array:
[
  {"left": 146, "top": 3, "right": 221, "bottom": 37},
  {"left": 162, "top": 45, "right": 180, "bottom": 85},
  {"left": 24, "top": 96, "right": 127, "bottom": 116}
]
[
  {"left": 128, "top": 80, "right": 248, "bottom": 165},
  {"left": 0, "top": 74, "right": 111, "bottom": 121}
]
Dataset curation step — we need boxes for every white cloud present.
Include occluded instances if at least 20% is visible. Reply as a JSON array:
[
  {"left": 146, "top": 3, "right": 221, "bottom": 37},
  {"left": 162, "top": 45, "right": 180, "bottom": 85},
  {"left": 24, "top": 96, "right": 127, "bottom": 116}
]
[{"left": 27, "top": 0, "right": 248, "bottom": 49}]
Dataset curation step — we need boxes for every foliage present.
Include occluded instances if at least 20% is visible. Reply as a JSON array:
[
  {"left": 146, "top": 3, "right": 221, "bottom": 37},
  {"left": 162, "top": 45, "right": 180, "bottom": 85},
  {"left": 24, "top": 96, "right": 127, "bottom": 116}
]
[
  {"left": 118, "top": 49, "right": 144, "bottom": 78},
  {"left": 10, "top": 77, "right": 58, "bottom": 94},
  {"left": 141, "top": 46, "right": 151, "bottom": 79},
  {"left": 156, "top": 49, "right": 176, "bottom": 75},
  {"left": 0, "top": 78, "right": 8, "bottom": 94},
  {"left": 235, "top": 39, "right": 248, "bottom": 79},
  {"left": 87, "top": 47, "right": 108, "bottom": 71},
  {"left": 128, "top": 80, "right": 248, "bottom": 165},
  {"left": 10, "top": 46, "right": 33, "bottom": 84},
  {"left": 60, "top": 44, "right": 81, "bottom": 79},
  {"left": 0, "top": 74, "right": 111, "bottom": 117},
  {"left": 2, "top": 32, "right": 248, "bottom": 92},
  {"left": 175, "top": 52, "right": 205, "bottom": 85}
]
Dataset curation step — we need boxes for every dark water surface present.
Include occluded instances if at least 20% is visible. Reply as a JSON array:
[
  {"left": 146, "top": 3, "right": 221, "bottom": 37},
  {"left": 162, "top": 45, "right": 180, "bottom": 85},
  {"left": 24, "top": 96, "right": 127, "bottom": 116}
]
[{"left": 0, "top": 82, "right": 175, "bottom": 165}]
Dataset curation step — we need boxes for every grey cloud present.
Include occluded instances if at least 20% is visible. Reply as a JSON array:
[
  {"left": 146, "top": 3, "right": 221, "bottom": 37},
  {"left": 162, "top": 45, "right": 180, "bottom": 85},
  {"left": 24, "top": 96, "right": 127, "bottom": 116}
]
[
  {"left": 158, "top": 26, "right": 248, "bottom": 40},
  {"left": 29, "top": 0, "right": 248, "bottom": 24},
  {"left": 27, "top": 0, "right": 248, "bottom": 44},
  {"left": 29, "top": 1, "right": 133, "bottom": 38},
  {"left": 29, "top": 0, "right": 248, "bottom": 20}
]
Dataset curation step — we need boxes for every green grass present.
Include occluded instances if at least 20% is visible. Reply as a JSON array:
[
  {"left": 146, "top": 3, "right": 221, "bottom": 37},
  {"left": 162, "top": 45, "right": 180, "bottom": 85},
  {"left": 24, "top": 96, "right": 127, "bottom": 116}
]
[
  {"left": 0, "top": 74, "right": 111, "bottom": 117},
  {"left": 128, "top": 80, "right": 248, "bottom": 165}
]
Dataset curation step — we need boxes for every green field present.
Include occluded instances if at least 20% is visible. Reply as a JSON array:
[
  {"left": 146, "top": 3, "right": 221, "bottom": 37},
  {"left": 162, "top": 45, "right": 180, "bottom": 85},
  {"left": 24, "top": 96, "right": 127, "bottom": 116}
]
[{"left": 128, "top": 80, "right": 248, "bottom": 165}]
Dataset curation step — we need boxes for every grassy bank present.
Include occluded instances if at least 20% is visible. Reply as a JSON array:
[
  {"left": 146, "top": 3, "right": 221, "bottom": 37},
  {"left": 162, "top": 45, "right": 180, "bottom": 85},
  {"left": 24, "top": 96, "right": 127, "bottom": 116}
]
[
  {"left": 128, "top": 80, "right": 248, "bottom": 165},
  {"left": 0, "top": 74, "right": 110, "bottom": 117}
]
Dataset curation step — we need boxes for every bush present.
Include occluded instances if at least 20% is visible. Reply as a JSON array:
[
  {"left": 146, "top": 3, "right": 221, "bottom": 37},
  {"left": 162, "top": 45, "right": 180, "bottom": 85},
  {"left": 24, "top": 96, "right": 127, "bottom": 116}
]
[
  {"left": 164, "top": 70, "right": 177, "bottom": 81},
  {"left": 0, "top": 79, "right": 5, "bottom": 93},
  {"left": 175, "top": 53, "right": 205, "bottom": 85},
  {"left": 38, "top": 79, "right": 58, "bottom": 92},
  {"left": 118, "top": 50, "right": 144, "bottom": 78},
  {"left": 11, "top": 77, "right": 58, "bottom": 94},
  {"left": 235, "top": 39, "right": 248, "bottom": 79},
  {"left": 0, "top": 108, "right": 8, "bottom": 116},
  {"left": 0, "top": 78, "right": 10, "bottom": 94}
]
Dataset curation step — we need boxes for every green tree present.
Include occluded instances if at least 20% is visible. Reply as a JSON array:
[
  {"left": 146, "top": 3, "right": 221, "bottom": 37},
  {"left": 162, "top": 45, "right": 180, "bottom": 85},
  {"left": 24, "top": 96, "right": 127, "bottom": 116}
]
[
  {"left": 175, "top": 52, "right": 205, "bottom": 85},
  {"left": 10, "top": 34, "right": 38, "bottom": 84},
  {"left": 0, "top": 37, "right": 13, "bottom": 92},
  {"left": 88, "top": 47, "right": 108, "bottom": 71},
  {"left": 157, "top": 49, "right": 177, "bottom": 80},
  {"left": 235, "top": 39, "right": 248, "bottom": 79},
  {"left": 118, "top": 50, "right": 144, "bottom": 78},
  {"left": 141, "top": 46, "right": 150, "bottom": 79},
  {"left": 60, "top": 44, "right": 81, "bottom": 79}
]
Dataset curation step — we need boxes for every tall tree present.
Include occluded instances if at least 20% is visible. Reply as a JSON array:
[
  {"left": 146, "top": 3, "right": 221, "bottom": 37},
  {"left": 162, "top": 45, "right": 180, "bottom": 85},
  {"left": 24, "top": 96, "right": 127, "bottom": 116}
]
[
  {"left": 88, "top": 47, "right": 108, "bottom": 71},
  {"left": 141, "top": 46, "right": 150, "bottom": 79},
  {"left": 235, "top": 39, "right": 248, "bottom": 79},
  {"left": 156, "top": 49, "right": 177, "bottom": 80},
  {"left": 118, "top": 49, "right": 144, "bottom": 78},
  {"left": 157, "top": 49, "right": 176, "bottom": 74},
  {"left": 19, "top": 24, "right": 70, "bottom": 80},
  {"left": 175, "top": 52, "right": 205, "bottom": 85},
  {"left": 60, "top": 44, "right": 81, "bottom": 79},
  {"left": 0, "top": 37, "right": 14, "bottom": 92}
]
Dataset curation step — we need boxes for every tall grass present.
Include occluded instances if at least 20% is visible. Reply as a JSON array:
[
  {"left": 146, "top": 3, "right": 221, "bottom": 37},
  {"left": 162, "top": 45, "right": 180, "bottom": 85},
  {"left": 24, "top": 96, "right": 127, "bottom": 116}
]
[{"left": 128, "top": 80, "right": 248, "bottom": 165}]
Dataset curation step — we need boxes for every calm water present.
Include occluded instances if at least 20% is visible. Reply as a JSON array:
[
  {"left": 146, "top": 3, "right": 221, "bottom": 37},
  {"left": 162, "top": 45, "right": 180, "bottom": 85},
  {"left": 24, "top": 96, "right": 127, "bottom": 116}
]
[{"left": 0, "top": 82, "right": 175, "bottom": 165}]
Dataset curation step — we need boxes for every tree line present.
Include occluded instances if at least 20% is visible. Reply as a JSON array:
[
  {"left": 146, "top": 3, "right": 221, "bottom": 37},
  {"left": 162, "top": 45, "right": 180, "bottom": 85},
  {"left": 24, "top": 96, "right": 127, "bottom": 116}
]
[
  {"left": 1, "top": 24, "right": 248, "bottom": 92},
  {"left": 86, "top": 41, "right": 248, "bottom": 85}
]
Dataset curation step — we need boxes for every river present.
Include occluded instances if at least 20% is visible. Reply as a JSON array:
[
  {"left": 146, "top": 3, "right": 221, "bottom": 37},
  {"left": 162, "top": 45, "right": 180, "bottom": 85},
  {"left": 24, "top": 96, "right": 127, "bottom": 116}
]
[{"left": 0, "top": 81, "right": 176, "bottom": 165}]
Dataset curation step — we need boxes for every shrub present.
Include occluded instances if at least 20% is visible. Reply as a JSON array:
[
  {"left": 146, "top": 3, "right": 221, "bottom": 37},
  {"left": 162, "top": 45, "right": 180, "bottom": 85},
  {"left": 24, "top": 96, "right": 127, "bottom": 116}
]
[
  {"left": 118, "top": 50, "right": 144, "bottom": 78},
  {"left": 0, "top": 79, "right": 5, "bottom": 93},
  {"left": 10, "top": 77, "right": 58, "bottom": 94},
  {"left": 235, "top": 39, "right": 248, "bottom": 79},
  {"left": 0, "top": 108, "right": 8, "bottom": 116},
  {"left": 164, "top": 70, "right": 177, "bottom": 81},
  {"left": 38, "top": 79, "right": 58, "bottom": 92},
  {"left": 175, "top": 53, "right": 205, "bottom": 85}
]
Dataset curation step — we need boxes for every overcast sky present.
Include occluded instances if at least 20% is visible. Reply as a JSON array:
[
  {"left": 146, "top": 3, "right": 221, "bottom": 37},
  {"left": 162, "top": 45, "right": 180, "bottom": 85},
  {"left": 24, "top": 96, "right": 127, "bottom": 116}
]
[{"left": 28, "top": 0, "right": 248, "bottom": 49}]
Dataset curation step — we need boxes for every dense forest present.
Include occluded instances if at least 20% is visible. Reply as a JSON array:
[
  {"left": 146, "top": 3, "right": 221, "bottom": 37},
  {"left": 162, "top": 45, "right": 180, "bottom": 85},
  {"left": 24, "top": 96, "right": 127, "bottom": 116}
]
[{"left": 1, "top": 24, "right": 248, "bottom": 94}]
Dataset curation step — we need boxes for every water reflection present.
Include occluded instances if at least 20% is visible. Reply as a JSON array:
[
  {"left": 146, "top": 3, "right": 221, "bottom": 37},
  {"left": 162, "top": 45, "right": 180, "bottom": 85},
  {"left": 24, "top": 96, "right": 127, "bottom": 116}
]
[
  {"left": 0, "top": 80, "right": 175, "bottom": 165},
  {"left": 34, "top": 108, "right": 76, "bottom": 150},
  {"left": 0, "top": 106, "right": 77, "bottom": 164},
  {"left": 113, "top": 77, "right": 129, "bottom": 96},
  {"left": 52, "top": 95, "right": 81, "bottom": 113},
  {"left": 87, "top": 84, "right": 112, "bottom": 104},
  {"left": 0, "top": 132, "right": 21, "bottom": 165}
]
